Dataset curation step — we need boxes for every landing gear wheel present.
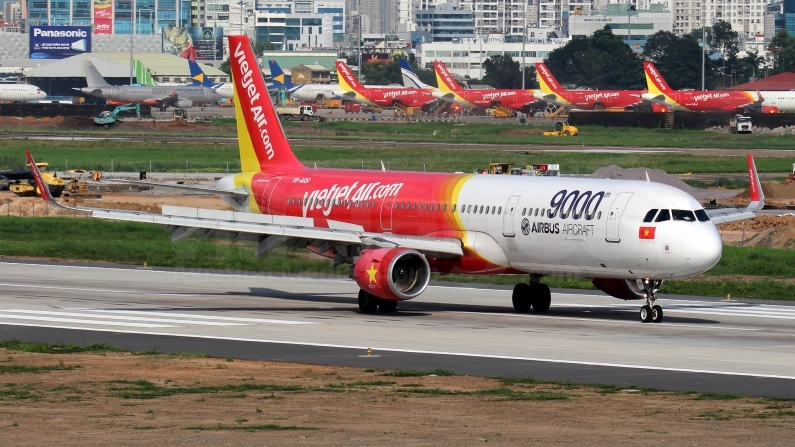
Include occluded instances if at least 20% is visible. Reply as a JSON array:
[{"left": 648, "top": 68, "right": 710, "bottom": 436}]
[
  {"left": 358, "top": 290, "right": 378, "bottom": 313},
  {"left": 512, "top": 283, "right": 532, "bottom": 313},
  {"left": 532, "top": 284, "right": 551, "bottom": 313},
  {"left": 640, "top": 305, "right": 652, "bottom": 323},
  {"left": 652, "top": 305, "right": 663, "bottom": 323},
  {"left": 378, "top": 300, "right": 398, "bottom": 313}
]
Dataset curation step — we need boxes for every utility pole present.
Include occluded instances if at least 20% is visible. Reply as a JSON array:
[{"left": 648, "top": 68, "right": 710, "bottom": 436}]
[
  {"left": 521, "top": 0, "right": 526, "bottom": 89},
  {"left": 358, "top": 15, "right": 362, "bottom": 82},
  {"left": 701, "top": 0, "right": 706, "bottom": 90},
  {"left": 130, "top": 0, "right": 136, "bottom": 85}
]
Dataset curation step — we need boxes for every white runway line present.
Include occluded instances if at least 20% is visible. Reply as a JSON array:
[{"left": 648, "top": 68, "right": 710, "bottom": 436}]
[
  {"left": 2, "top": 309, "right": 247, "bottom": 327},
  {"left": 0, "top": 313, "right": 175, "bottom": 328},
  {"left": 0, "top": 282, "right": 197, "bottom": 297},
  {"left": 81, "top": 309, "right": 317, "bottom": 325},
  {"left": 551, "top": 301, "right": 795, "bottom": 321}
]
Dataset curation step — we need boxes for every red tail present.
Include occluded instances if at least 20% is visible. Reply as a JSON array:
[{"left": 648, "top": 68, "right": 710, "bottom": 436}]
[
  {"left": 535, "top": 62, "right": 564, "bottom": 94},
  {"left": 336, "top": 61, "right": 365, "bottom": 93}
]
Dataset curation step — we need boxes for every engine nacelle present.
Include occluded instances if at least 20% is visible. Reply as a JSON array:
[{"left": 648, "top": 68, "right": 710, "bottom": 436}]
[
  {"left": 592, "top": 278, "right": 663, "bottom": 300},
  {"left": 175, "top": 99, "right": 194, "bottom": 108},
  {"left": 353, "top": 248, "right": 430, "bottom": 301},
  {"left": 651, "top": 103, "right": 669, "bottom": 113},
  {"left": 762, "top": 106, "right": 779, "bottom": 113}
]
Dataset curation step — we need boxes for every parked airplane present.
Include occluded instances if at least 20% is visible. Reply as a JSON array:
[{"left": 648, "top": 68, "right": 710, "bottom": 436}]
[
  {"left": 30, "top": 35, "right": 765, "bottom": 323},
  {"left": 535, "top": 62, "right": 648, "bottom": 111},
  {"left": 76, "top": 60, "right": 222, "bottom": 110},
  {"left": 268, "top": 60, "right": 340, "bottom": 101},
  {"left": 432, "top": 61, "right": 539, "bottom": 112},
  {"left": 335, "top": 61, "right": 438, "bottom": 108},
  {"left": 0, "top": 84, "right": 46, "bottom": 101},
  {"left": 641, "top": 62, "right": 773, "bottom": 113}
]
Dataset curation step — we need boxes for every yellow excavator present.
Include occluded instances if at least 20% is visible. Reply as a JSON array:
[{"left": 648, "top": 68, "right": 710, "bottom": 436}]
[
  {"left": 544, "top": 121, "right": 579, "bottom": 136},
  {"left": 9, "top": 162, "right": 65, "bottom": 197}
]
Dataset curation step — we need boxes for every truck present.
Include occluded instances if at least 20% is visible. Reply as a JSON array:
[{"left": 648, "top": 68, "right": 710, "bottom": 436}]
[
  {"left": 730, "top": 114, "right": 752, "bottom": 134},
  {"left": 344, "top": 102, "right": 362, "bottom": 113},
  {"left": 94, "top": 103, "right": 141, "bottom": 127},
  {"left": 275, "top": 105, "right": 316, "bottom": 121},
  {"left": 544, "top": 121, "right": 578, "bottom": 136}
]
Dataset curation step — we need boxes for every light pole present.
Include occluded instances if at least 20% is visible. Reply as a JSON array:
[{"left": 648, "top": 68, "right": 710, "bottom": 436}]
[
  {"left": 238, "top": 0, "right": 244, "bottom": 36},
  {"left": 701, "top": 2, "right": 706, "bottom": 90},
  {"left": 357, "top": 15, "right": 362, "bottom": 82},
  {"left": 521, "top": 0, "right": 526, "bottom": 89},
  {"left": 129, "top": 0, "right": 136, "bottom": 85}
]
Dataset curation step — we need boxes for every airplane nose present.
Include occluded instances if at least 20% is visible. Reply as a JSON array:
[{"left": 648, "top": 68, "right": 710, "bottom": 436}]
[{"left": 682, "top": 226, "right": 722, "bottom": 273}]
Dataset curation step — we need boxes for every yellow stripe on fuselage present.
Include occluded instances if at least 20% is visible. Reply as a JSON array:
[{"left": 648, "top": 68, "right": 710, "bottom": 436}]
[{"left": 232, "top": 171, "right": 260, "bottom": 213}]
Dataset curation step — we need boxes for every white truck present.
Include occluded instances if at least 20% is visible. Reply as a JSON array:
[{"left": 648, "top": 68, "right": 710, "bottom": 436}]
[
  {"left": 275, "top": 105, "right": 315, "bottom": 121},
  {"left": 730, "top": 115, "right": 752, "bottom": 134}
]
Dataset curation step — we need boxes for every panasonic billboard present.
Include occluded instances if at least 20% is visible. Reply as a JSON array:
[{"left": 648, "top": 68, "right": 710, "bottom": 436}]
[{"left": 30, "top": 26, "right": 92, "bottom": 59}]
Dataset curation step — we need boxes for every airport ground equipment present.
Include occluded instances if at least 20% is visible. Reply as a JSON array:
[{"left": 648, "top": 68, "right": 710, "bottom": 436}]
[
  {"left": 544, "top": 121, "right": 579, "bottom": 136},
  {"left": 344, "top": 102, "right": 361, "bottom": 113},
  {"left": 730, "top": 115, "right": 752, "bottom": 134},
  {"left": 275, "top": 105, "right": 316, "bottom": 121},
  {"left": 172, "top": 109, "right": 188, "bottom": 121},
  {"left": 787, "top": 163, "right": 795, "bottom": 184},
  {"left": 94, "top": 103, "right": 141, "bottom": 127},
  {"left": 9, "top": 162, "right": 64, "bottom": 197}
]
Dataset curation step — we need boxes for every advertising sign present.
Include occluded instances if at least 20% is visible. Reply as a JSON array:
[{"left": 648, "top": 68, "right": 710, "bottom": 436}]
[
  {"left": 93, "top": 0, "right": 113, "bottom": 34},
  {"left": 162, "top": 26, "right": 223, "bottom": 60},
  {"left": 29, "top": 26, "right": 92, "bottom": 59}
]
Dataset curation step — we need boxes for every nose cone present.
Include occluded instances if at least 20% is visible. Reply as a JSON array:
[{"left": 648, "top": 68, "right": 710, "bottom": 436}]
[{"left": 683, "top": 227, "right": 723, "bottom": 273}]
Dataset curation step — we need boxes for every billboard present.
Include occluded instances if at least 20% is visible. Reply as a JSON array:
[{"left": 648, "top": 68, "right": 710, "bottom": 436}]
[
  {"left": 162, "top": 26, "right": 223, "bottom": 61},
  {"left": 93, "top": 0, "right": 113, "bottom": 34},
  {"left": 29, "top": 26, "right": 92, "bottom": 59}
]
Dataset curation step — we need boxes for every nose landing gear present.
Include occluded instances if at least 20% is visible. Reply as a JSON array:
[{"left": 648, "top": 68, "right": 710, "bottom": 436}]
[
  {"left": 639, "top": 279, "right": 663, "bottom": 323},
  {"left": 512, "top": 277, "right": 551, "bottom": 313}
]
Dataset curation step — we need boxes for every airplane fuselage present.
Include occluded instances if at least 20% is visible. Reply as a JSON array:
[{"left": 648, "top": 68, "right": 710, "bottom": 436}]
[
  {"left": 539, "top": 90, "right": 645, "bottom": 110},
  {"left": 217, "top": 169, "right": 722, "bottom": 280},
  {"left": 0, "top": 84, "right": 46, "bottom": 101},
  {"left": 80, "top": 85, "right": 222, "bottom": 108},
  {"left": 642, "top": 91, "right": 759, "bottom": 112}
]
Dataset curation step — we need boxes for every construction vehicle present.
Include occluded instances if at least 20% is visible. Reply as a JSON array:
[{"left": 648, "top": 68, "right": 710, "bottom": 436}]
[
  {"left": 9, "top": 162, "right": 65, "bottom": 197},
  {"left": 787, "top": 163, "right": 795, "bottom": 184},
  {"left": 275, "top": 105, "right": 316, "bottom": 121},
  {"left": 544, "top": 121, "right": 579, "bottom": 136},
  {"left": 94, "top": 103, "right": 141, "bottom": 127},
  {"left": 730, "top": 114, "right": 752, "bottom": 134},
  {"left": 487, "top": 162, "right": 514, "bottom": 175},
  {"left": 173, "top": 108, "right": 188, "bottom": 121},
  {"left": 544, "top": 104, "right": 570, "bottom": 119}
]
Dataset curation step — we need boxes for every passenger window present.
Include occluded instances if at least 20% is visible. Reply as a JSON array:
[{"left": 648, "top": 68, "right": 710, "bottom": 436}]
[
  {"left": 498, "top": 207, "right": 502, "bottom": 214},
  {"left": 695, "top": 209, "right": 710, "bottom": 222},
  {"left": 443, "top": 204, "right": 448, "bottom": 212},
  {"left": 643, "top": 209, "right": 658, "bottom": 223},
  {"left": 522, "top": 208, "right": 526, "bottom": 216},
  {"left": 655, "top": 209, "right": 671, "bottom": 222},
  {"left": 672, "top": 209, "right": 696, "bottom": 222},
  {"left": 596, "top": 211, "right": 601, "bottom": 220},
  {"left": 479, "top": 206, "right": 484, "bottom": 214},
  {"left": 467, "top": 205, "right": 472, "bottom": 213},
  {"left": 451, "top": 204, "right": 456, "bottom": 212},
  {"left": 534, "top": 208, "right": 539, "bottom": 217},
  {"left": 492, "top": 207, "right": 496, "bottom": 214},
  {"left": 412, "top": 203, "right": 417, "bottom": 210}
]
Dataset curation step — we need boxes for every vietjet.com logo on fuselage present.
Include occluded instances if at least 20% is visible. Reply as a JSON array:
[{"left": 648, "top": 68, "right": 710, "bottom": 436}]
[
  {"left": 383, "top": 90, "right": 414, "bottom": 99},
  {"left": 234, "top": 41, "right": 275, "bottom": 160},
  {"left": 482, "top": 91, "right": 515, "bottom": 100},
  {"left": 583, "top": 92, "right": 620, "bottom": 102},
  {"left": 692, "top": 92, "right": 730, "bottom": 102},
  {"left": 302, "top": 181, "right": 403, "bottom": 217}
]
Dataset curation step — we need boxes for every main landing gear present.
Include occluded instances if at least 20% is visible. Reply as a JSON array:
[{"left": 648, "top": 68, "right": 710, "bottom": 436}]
[
  {"left": 358, "top": 290, "right": 398, "bottom": 314},
  {"left": 512, "top": 277, "right": 551, "bottom": 313},
  {"left": 639, "top": 279, "right": 664, "bottom": 323}
]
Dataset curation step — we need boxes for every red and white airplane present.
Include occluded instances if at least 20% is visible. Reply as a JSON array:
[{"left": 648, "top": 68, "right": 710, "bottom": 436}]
[
  {"left": 432, "top": 61, "right": 538, "bottom": 112},
  {"left": 335, "top": 61, "right": 438, "bottom": 109},
  {"left": 535, "top": 62, "right": 649, "bottom": 111},
  {"left": 28, "top": 35, "right": 765, "bottom": 323},
  {"left": 642, "top": 62, "right": 773, "bottom": 113}
]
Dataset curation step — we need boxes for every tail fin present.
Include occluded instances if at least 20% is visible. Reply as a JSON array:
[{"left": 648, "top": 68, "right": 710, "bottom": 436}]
[
  {"left": 434, "top": 61, "right": 463, "bottom": 94},
  {"left": 268, "top": 60, "right": 294, "bottom": 89},
  {"left": 188, "top": 60, "right": 216, "bottom": 87},
  {"left": 643, "top": 62, "right": 673, "bottom": 96},
  {"left": 135, "top": 60, "right": 158, "bottom": 86},
  {"left": 83, "top": 60, "right": 110, "bottom": 87},
  {"left": 336, "top": 61, "right": 365, "bottom": 93},
  {"left": 229, "top": 36, "right": 304, "bottom": 173},
  {"left": 399, "top": 59, "right": 431, "bottom": 89},
  {"left": 534, "top": 62, "right": 564, "bottom": 95},
  {"left": 745, "top": 154, "right": 764, "bottom": 211}
]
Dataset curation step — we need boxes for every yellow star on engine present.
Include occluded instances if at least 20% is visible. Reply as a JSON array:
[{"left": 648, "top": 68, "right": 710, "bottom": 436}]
[
  {"left": 643, "top": 229, "right": 649, "bottom": 237},
  {"left": 366, "top": 262, "right": 378, "bottom": 284}
]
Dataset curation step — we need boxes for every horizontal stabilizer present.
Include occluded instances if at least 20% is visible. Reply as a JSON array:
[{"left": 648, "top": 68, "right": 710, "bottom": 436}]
[{"left": 112, "top": 180, "right": 249, "bottom": 197}]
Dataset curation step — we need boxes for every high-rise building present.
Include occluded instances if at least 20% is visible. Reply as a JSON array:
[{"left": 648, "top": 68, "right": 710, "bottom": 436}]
[
  {"left": 4, "top": 1, "right": 23, "bottom": 24},
  {"left": 413, "top": 2, "right": 474, "bottom": 41},
  {"left": 674, "top": 0, "right": 768, "bottom": 37}
]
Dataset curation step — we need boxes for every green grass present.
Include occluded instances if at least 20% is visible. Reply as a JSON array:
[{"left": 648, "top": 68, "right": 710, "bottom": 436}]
[
  {"left": 0, "top": 340, "right": 122, "bottom": 354},
  {"left": 0, "top": 364, "right": 76, "bottom": 374},
  {"left": 111, "top": 380, "right": 305, "bottom": 399},
  {"left": 380, "top": 369, "right": 456, "bottom": 377}
]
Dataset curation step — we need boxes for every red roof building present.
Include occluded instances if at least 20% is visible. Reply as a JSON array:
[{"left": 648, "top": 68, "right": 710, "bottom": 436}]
[{"left": 729, "top": 70, "right": 795, "bottom": 91}]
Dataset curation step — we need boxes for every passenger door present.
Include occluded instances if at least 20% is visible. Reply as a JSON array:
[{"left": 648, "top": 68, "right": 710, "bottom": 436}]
[
  {"left": 605, "top": 192, "right": 633, "bottom": 242},
  {"left": 261, "top": 177, "right": 281, "bottom": 214},
  {"left": 502, "top": 195, "right": 522, "bottom": 237}
]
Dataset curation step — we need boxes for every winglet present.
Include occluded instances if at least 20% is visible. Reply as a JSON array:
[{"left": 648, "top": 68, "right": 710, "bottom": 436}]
[
  {"left": 745, "top": 154, "right": 764, "bottom": 212},
  {"left": 25, "top": 151, "right": 54, "bottom": 203}
]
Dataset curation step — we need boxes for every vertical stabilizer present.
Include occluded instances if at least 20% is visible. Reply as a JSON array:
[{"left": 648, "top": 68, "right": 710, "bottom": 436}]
[
  {"left": 399, "top": 59, "right": 431, "bottom": 89},
  {"left": 229, "top": 36, "right": 304, "bottom": 173},
  {"left": 335, "top": 61, "right": 365, "bottom": 93},
  {"left": 268, "top": 60, "right": 294, "bottom": 89},
  {"left": 188, "top": 60, "right": 217, "bottom": 87},
  {"left": 643, "top": 62, "right": 674, "bottom": 96},
  {"left": 534, "top": 62, "right": 564, "bottom": 95},
  {"left": 433, "top": 61, "right": 464, "bottom": 95},
  {"left": 83, "top": 60, "right": 110, "bottom": 87}
]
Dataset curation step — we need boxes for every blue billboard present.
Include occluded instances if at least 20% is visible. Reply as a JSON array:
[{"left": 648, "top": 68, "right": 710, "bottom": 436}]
[{"left": 30, "top": 26, "right": 92, "bottom": 59}]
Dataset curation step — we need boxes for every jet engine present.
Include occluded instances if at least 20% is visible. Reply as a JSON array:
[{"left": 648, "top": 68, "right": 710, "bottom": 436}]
[
  {"left": 762, "top": 106, "right": 779, "bottom": 113},
  {"left": 651, "top": 104, "right": 669, "bottom": 113},
  {"left": 175, "top": 99, "right": 194, "bottom": 108},
  {"left": 591, "top": 278, "right": 662, "bottom": 300},
  {"left": 353, "top": 248, "right": 430, "bottom": 301}
]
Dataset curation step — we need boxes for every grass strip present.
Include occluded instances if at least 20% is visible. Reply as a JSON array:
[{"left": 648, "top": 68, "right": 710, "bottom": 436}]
[
  {"left": 0, "top": 340, "right": 122, "bottom": 354},
  {"left": 0, "top": 364, "right": 76, "bottom": 374},
  {"left": 111, "top": 380, "right": 305, "bottom": 399},
  {"left": 381, "top": 369, "right": 456, "bottom": 377}
]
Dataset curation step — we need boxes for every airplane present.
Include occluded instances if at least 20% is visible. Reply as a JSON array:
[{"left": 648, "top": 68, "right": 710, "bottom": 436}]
[
  {"left": 268, "top": 60, "right": 341, "bottom": 102},
  {"left": 641, "top": 62, "right": 775, "bottom": 113},
  {"left": 28, "top": 35, "right": 766, "bottom": 324},
  {"left": 432, "top": 61, "right": 539, "bottom": 112},
  {"left": 0, "top": 84, "right": 46, "bottom": 101},
  {"left": 75, "top": 60, "right": 222, "bottom": 110},
  {"left": 399, "top": 58, "right": 434, "bottom": 90},
  {"left": 335, "top": 61, "right": 438, "bottom": 109},
  {"left": 188, "top": 60, "right": 234, "bottom": 99},
  {"left": 535, "top": 62, "right": 648, "bottom": 111}
]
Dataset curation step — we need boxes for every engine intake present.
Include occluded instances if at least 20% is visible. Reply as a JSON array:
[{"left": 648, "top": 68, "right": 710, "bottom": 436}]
[
  {"left": 353, "top": 248, "right": 430, "bottom": 301},
  {"left": 175, "top": 99, "right": 194, "bottom": 108},
  {"left": 592, "top": 278, "right": 662, "bottom": 300}
]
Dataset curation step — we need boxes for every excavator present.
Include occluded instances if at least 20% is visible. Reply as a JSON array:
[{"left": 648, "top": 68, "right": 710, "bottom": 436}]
[{"left": 94, "top": 103, "right": 141, "bottom": 127}]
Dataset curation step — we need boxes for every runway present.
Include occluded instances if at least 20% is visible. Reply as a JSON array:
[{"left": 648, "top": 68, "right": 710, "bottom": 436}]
[{"left": 1, "top": 260, "right": 794, "bottom": 398}]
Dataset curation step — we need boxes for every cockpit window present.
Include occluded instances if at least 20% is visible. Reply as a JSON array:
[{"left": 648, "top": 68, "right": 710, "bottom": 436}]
[
  {"left": 654, "top": 209, "right": 670, "bottom": 222},
  {"left": 694, "top": 209, "right": 710, "bottom": 222},
  {"left": 672, "top": 209, "right": 696, "bottom": 222},
  {"left": 643, "top": 209, "right": 658, "bottom": 223}
]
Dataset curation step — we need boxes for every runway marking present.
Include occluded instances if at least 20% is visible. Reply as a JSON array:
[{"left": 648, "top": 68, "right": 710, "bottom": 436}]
[
  {"left": 0, "top": 323, "right": 792, "bottom": 381},
  {"left": 550, "top": 302, "right": 795, "bottom": 321},
  {"left": 1, "top": 309, "right": 247, "bottom": 327},
  {"left": 451, "top": 311, "right": 762, "bottom": 331},
  {"left": 80, "top": 309, "right": 317, "bottom": 325},
  {"left": 0, "top": 282, "right": 197, "bottom": 297},
  {"left": 0, "top": 314, "right": 175, "bottom": 328}
]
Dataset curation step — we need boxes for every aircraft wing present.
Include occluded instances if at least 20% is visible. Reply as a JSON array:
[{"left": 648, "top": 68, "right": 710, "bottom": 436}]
[
  {"left": 705, "top": 154, "right": 764, "bottom": 225},
  {"left": 25, "top": 151, "right": 463, "bottom": 259}
]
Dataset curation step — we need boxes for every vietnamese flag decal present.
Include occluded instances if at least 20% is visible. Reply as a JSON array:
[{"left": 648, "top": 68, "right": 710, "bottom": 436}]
[{"left": 639, "top": 227, "right": 656, "bottom": 239}]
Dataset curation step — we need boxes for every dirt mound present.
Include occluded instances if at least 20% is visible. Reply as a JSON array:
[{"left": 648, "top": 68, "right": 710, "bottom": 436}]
[
  {"left": 718, "top": 214, "right": 795, "bottom": 232},
  {"left": 501, "top": 128, "right": 545, "bottom": 136},
  {"left": 736, "top": 181, "right": 795, "bottom": 201},
  {"left": 591, "top": 165, "right": 740, "bottom": 200},
  {"left": 717, "top": 214, "right": 795, "bottom": 247}
]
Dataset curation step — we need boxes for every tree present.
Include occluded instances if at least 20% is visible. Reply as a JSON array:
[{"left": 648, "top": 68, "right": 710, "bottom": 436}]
[
  {"left": 219, "top": 59, "right": 231, "bottom": 75},
  {"left": 658, "top": 34, "right": 707, "bottom": 89},
  {"left": 643, "top": 31, "right": 677, "bottom": 63},
  {"left": 481, "top": 55, "right": 522, "bottom": 89},
  {"left": 253, "top": 40, "right": 277, "bottom": 56},
  {"left": 361, "top": 60, "right": 402, "bottom": 85},
  {"left": 768, "top": 29, "right": 795, "bottom": 74}
]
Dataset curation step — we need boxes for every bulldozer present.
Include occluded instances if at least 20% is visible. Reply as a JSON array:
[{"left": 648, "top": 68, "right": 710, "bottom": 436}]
[
  {"left": 544, "top": 121, "right": 578, "bottom": 136},
  {"left": 9, "top": 162, "right": 65, "bottom": 197}
]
